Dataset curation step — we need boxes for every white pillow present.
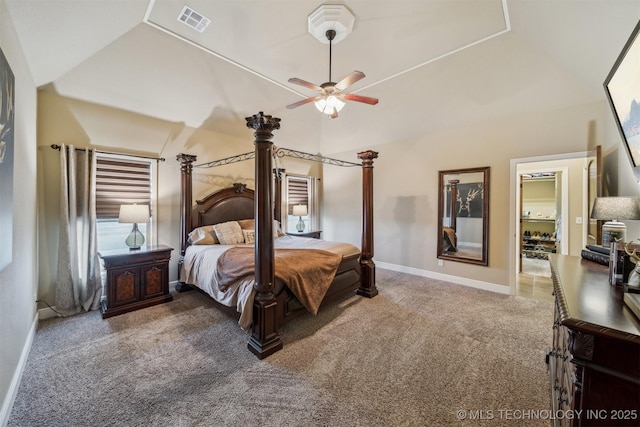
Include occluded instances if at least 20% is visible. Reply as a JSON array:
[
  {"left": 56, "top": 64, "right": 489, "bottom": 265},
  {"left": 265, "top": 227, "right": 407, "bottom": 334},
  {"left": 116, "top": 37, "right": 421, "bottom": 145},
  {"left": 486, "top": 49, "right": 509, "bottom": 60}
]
[
  {"left": 238, "top": 218, "right": 285, "bottom": 238},
  {"left": 188, "top": 226, "right": 218, "bottom": 245},
  {"left": 213, "top": 221, "right": 244, "bottom": 245},
  {"left": 242, "top": 229, "right": 256, "bottom": 244}
]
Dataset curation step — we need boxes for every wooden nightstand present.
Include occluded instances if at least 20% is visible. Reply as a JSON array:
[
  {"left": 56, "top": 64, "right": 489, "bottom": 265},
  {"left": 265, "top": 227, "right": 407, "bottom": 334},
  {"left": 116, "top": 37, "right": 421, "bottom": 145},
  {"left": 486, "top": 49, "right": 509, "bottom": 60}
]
[
  {"left": 287, "top": 230, "right": 322, "bottom": 239},
  {"left": 99, "top": 245, "right": 173, "bottom": 318}
]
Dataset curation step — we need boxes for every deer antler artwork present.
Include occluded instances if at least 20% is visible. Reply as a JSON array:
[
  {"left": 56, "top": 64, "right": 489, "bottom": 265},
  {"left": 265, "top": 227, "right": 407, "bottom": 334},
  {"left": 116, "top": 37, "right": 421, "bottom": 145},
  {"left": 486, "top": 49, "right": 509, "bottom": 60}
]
[{"left": 456, "top": 185, "right": 482, "bottom": 217}]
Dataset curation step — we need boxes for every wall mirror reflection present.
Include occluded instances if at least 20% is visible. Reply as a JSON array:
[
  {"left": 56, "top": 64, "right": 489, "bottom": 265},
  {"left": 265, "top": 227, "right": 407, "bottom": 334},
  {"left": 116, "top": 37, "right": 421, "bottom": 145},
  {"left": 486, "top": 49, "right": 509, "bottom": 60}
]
[{"left": 437, "top": 167, "right": 490, "bottom": 266}]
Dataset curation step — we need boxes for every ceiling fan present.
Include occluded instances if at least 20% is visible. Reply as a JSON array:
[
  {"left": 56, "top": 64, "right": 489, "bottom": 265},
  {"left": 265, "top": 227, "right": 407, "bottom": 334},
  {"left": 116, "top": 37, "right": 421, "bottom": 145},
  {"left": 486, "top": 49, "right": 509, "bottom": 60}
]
[{"left": 286, "top": 29, "right": 379, "bottom": 119}]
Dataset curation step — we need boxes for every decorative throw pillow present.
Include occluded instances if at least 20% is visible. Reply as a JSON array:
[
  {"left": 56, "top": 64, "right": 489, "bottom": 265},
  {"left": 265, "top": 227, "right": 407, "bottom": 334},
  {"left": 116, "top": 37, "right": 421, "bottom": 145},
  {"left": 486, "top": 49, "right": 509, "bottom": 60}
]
[
  {"left": 188, "top": 225, "right": 218, "bottom": 245},
  {"left": 274, "top": 220, "right": 285, "bottom": 237},
  {"left": 242, "top": 229, "right": 256, "bottom": 244},
  {"left": 213, "top": 221, "right": 244, "bottom": 245},
  {"left": 238, "top": 218, "right": 285, "bottom": 238},
  {"left": 237, "top": 219, "right": 254, "bottom": 231}
]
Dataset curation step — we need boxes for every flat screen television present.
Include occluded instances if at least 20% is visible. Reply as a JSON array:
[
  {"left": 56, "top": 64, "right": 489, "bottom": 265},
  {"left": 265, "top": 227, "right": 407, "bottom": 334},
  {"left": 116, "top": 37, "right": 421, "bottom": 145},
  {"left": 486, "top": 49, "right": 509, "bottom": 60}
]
[{"left": 603, "top": 20, "right": 640, "bottom": 181}]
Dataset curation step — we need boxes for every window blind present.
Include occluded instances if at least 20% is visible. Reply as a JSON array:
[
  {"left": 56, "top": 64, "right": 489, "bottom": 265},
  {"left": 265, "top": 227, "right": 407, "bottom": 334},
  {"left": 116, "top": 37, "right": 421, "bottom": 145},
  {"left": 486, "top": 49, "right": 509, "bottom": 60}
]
[
  {"left": 287, "top": 176, "right": 309, "bottom": 215},
  {"left": 96, "top": 157, "right": 151, "bottom": 220}
]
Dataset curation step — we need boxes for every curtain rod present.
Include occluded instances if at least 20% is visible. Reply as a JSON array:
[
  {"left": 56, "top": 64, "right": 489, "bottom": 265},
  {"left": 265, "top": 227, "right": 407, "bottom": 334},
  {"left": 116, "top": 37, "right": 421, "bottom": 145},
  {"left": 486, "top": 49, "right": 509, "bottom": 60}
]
[{"left": 50, "top": 144, "right": 166, "bottom": 162}]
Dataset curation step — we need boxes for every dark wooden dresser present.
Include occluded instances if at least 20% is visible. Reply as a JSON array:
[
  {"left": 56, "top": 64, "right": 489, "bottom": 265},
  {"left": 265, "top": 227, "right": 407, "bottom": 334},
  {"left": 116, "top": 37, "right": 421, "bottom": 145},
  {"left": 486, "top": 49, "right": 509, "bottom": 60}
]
[
  {"left": 548, "top": 255, "right": 640, "bottom": 426},
  {"left": 99, "top": 245, "right": 173, "bottom": 318}
]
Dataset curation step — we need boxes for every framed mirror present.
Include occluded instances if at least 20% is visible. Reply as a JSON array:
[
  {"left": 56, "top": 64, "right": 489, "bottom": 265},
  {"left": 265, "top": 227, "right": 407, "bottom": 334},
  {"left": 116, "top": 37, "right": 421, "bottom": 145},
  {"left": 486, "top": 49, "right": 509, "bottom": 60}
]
[{"left": 437, "top": 166, "right": 490, "bottom": 266}]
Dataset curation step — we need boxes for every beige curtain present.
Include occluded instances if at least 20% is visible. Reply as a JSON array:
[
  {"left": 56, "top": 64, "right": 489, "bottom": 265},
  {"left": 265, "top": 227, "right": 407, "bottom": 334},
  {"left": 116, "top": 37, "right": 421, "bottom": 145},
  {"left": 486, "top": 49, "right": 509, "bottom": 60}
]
[{"left": 54, "top": 144, "right": 102, "bottom": 315}]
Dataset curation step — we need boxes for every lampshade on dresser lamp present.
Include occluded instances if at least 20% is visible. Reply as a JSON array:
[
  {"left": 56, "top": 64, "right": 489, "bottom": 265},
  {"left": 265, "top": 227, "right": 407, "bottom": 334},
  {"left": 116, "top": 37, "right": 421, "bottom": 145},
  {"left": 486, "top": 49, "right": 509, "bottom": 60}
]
[
  {"left": 590, "top": 197, "right": 640, "bottom": 285},
  {"left": 292, "top": 204, "right": 308, "bottom": 232},
  {"left": 118, "top": 204, "right": 150, "bottom": 250},
  {"left": 590, "top": 197, "right": 640, "bottom": 247}
]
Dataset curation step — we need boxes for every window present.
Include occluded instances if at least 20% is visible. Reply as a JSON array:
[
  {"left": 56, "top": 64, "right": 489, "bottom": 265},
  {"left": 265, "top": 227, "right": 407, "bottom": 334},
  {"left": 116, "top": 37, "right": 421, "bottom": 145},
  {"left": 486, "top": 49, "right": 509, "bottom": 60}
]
[
  {"left": 95, "top": 153, "right": 157, "bottom": 251},
  {"left": 284, "top": 175, "right": 318, "bottom": 233}
]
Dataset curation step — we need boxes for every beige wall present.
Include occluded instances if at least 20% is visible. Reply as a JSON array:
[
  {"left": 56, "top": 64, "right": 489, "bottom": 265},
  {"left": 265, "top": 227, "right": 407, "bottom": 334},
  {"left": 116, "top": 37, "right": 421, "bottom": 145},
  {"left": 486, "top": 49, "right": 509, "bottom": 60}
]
[
  {"left": 323, "top": 101, "right": 620, "bottom": 289},
  {"left": 31, "top": 70, "right": 640, "bottom": 307},
  {"left": 0, "top": 0, "right": 38, "bottom": 422}
]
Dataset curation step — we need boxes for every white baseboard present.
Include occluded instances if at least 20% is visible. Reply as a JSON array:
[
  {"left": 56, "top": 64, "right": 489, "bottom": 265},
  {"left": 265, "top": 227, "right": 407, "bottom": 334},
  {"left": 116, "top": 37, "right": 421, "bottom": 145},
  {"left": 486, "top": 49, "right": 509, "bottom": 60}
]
[
  {"left": 0, "top": 313, "right": 38, "bottom": 427},
  {"left": 38, "top": 306, "right": 61, "bottom": 320},
  {"left": 376, "top": 261, "right": 512, "bottom": 295}
]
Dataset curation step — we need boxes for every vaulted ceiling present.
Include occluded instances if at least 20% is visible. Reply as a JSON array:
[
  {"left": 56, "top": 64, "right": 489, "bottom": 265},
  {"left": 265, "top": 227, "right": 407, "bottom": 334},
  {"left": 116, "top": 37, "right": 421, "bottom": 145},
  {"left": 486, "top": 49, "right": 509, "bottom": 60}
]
[{"left": 6, "top": 0, "right": 640, "bottom": 154}]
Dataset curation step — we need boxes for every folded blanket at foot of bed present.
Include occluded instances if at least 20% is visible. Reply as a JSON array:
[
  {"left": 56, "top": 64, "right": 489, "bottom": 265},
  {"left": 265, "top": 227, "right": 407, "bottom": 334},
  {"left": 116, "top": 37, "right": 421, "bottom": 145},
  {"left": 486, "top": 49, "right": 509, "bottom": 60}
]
[{"left": 215, "top": 247, "right": 342, "bottom": 315}]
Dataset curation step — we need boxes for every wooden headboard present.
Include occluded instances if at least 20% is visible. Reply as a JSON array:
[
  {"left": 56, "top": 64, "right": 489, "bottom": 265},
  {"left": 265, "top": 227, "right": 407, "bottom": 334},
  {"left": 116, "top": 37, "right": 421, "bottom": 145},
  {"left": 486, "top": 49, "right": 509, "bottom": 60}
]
[{"left": 192, "top": 183, "right": 254, "bottom": 230}]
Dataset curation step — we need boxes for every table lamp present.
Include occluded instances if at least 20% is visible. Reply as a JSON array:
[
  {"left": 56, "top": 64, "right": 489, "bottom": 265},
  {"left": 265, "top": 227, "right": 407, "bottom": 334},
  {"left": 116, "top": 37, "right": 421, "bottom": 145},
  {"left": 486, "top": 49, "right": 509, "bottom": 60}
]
[
  {"left": 292, "top": 204, "right": 307, "bottom": 232},
  {"left": 590, "top": 196, "right": 640, "bottom": 285},
  {"left": 590, "top": 197, "right": 640, "bottom": 247},
  {"left": 119, "top": 204, "right": 150, "bottom": 250}
]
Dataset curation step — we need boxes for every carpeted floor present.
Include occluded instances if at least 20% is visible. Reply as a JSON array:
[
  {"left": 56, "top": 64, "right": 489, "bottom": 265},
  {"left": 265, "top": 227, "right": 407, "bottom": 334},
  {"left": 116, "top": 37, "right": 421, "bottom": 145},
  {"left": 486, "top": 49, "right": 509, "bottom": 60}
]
[{"left": 9, "top": 269, "right": 554, "bottom": 426}]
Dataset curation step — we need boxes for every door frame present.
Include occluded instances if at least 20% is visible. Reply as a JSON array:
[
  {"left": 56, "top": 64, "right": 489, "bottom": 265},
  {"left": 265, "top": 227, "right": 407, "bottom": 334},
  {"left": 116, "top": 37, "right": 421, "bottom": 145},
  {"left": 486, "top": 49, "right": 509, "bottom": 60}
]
[{"left": 509, "top": 151, "right": 589, "bottom": 295}]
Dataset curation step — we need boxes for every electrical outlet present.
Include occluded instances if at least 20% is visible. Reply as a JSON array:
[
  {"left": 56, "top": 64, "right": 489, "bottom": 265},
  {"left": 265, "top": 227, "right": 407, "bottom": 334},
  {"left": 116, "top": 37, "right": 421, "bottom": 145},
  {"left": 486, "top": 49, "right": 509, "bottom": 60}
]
[
  {"left": 576, "top": 217, "right": 583, "bottom": 224},
  {"left": 438, "top": 259, "right": 444, "bottom": 267}
]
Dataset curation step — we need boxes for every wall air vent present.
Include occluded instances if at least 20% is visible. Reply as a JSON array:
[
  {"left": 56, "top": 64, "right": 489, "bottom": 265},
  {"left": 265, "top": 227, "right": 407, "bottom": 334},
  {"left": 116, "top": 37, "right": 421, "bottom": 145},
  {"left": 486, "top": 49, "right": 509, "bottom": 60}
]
[{"left": 177, "top": 6, "right": 211, "bottom": 33}]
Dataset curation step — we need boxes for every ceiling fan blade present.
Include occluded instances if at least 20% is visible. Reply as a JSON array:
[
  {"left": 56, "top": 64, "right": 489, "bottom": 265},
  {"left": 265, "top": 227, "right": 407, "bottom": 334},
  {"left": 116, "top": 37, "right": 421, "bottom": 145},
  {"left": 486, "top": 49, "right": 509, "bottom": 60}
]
[
  {"left": 286, "top": 96, "right": 320, "bottom": 109},
  {"left": 343, "top": 93, "right": 379, "bottom": 105},
  {"left": 288, "top": 77, "right": 323, "bottom": 91},
  {"left": 335, "top": 71, "right": 365, "bottom": 91}
]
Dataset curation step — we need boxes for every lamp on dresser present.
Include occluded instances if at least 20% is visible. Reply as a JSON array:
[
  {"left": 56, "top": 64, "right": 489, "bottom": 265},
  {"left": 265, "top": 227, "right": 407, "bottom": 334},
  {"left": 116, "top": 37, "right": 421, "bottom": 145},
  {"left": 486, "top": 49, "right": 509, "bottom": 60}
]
[
  {"left": 292, "top": 204, "right": 307, "bottom": 232},
  {"left": 590, "top": 196, "right": 640, "bottom": 285},
  {"left": 590, "top": 196, "right": 640, "bottom": 247},
  {"left": 118, "top": 204, "right": 149, "bottom": 250}
]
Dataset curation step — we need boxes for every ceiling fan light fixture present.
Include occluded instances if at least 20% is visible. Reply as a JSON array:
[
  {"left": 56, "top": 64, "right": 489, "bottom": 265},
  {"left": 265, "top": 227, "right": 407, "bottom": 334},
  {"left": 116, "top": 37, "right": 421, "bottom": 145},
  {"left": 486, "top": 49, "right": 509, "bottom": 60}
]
[{"left": 315, "top": 95, "right": 345, "bottom": 115}]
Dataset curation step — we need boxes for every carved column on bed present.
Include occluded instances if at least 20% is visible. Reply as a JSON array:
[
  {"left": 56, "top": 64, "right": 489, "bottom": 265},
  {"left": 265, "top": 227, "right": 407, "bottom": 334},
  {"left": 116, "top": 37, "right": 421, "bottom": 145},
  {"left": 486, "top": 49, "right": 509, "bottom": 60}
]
[
  {"left": 357, "top": 150, "right": 379, "bottom": 298},
  {"left": 246, "top": 112, "right": 283, "bottom": 359},
  {"left": 177, "top": 153, "right": 197, "bottom": 257},
  {"left": 176, "top": 153, "right": 197, "bottom": 293},
  {"left": 273, "top": 167, "right": 285, "bottom": 224}
]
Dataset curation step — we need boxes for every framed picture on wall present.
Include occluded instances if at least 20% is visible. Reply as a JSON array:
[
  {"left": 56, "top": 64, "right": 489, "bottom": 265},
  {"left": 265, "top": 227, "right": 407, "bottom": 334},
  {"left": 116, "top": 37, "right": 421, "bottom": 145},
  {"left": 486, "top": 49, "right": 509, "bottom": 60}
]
[
  {"left": 0, "top": 46, "right": 14, "bottom": 271},
  {"left": 604, "top": 20, "right": 640, "bottom": 181}
]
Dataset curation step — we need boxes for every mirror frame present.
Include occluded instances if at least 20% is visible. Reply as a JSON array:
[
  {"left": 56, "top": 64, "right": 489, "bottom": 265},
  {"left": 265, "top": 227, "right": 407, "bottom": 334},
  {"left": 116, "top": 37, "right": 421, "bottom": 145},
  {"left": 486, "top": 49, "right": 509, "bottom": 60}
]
[{"left": 437, "top": 166, "right": 490, "bottom": 266}]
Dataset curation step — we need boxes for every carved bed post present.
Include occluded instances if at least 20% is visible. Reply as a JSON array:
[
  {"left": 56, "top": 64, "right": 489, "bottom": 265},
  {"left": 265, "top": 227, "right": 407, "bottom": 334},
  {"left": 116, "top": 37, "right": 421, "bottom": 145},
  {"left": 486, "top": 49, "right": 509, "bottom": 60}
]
[
  {"left": 357, "top": 150, "right": 379, "bottom": 298},
  {"left": 176, "top": 153, "right": 197, "bottom": 293},
  {"left": 246, "top": 112, "right": 283, "bottom": 359},
  {"left": 177, "top": 153, "right": 197, "bottom": 257}
]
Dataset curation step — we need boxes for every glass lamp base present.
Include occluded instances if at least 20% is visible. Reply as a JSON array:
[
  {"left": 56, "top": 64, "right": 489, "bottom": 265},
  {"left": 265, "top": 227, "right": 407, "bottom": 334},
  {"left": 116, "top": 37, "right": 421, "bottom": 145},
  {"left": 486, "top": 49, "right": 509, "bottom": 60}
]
[
  {"left": 296, "top": 217, "right": 305, "bottom": 232},
  {"left": 125, "top": 223, "right": 145, "bottom": 250}
]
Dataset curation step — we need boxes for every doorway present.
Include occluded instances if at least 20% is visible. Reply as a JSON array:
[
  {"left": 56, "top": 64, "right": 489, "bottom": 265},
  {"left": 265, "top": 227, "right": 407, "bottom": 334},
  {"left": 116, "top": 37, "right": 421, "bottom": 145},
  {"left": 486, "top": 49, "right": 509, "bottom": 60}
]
[
  {"left": 509, "top": 151, "right": 593, "bottom": 298},
  {"left": 519, "top": 169, "right": 565, "bottom": 277}
]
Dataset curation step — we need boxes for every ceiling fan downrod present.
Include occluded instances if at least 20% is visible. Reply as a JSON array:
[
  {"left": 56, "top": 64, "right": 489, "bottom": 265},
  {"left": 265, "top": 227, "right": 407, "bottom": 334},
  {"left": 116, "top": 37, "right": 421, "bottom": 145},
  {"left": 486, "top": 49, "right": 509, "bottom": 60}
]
[{"left": 326, "top": 29, "right": 336, "bottom": 83}]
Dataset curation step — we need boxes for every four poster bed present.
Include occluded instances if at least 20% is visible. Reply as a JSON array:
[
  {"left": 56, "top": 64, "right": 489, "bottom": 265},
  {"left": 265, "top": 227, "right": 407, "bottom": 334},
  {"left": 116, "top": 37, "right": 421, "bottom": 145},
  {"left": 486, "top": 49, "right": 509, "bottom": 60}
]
[{"left": 176, "top": 112, "right": 378, "bottom": 358}]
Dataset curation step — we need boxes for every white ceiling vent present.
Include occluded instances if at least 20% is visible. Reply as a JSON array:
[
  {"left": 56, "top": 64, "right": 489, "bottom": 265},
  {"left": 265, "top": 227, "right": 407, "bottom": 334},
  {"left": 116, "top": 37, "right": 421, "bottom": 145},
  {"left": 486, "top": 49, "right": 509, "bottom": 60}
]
[{"left": 177, "top": 6, "right": 211, "bottom": 33}]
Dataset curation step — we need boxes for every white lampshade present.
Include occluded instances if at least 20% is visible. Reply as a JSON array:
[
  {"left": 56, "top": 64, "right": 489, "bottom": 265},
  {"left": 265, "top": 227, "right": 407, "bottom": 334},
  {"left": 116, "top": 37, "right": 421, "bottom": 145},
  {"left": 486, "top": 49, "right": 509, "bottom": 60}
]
[
  {"left": 590, "top": 196, "right": 640, "bottom": 247},
  {"left": 590, "top": 197, "right": 640, "bottom": 221},
  {"left": 119, "top": 204, "right": 150, "bottom": 224},
  {"left": 292, "top": 204, "right": 308, "bottom": 217},
  {"left": 314, "top": 96, "right": 345, "bottom": 115}
]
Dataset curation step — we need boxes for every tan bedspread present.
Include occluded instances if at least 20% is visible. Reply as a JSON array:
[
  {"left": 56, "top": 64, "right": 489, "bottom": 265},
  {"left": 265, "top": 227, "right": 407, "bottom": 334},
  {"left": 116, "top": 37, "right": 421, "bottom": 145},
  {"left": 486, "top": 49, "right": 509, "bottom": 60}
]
[{"left": 215, "top": 247, "right": 342, "bottom": 315}]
